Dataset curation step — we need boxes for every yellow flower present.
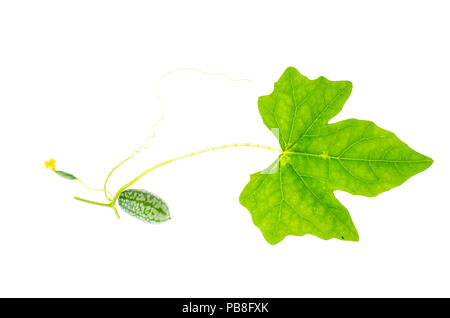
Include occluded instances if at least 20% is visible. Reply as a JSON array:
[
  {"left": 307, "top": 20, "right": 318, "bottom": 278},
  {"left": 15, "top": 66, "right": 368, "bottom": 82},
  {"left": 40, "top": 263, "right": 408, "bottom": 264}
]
[{"left": 44, "top": 158, "right": 56, "bottom": 170}]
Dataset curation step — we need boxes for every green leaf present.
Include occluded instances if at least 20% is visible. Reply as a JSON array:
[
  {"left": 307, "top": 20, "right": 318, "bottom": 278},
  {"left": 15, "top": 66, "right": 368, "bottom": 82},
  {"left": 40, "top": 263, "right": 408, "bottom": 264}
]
[
  {"left": 240, "top": 67, "right": 433, "bottom": 244},
  {"left": 54, "top": 170, "right": 77, "bottom": 180}
]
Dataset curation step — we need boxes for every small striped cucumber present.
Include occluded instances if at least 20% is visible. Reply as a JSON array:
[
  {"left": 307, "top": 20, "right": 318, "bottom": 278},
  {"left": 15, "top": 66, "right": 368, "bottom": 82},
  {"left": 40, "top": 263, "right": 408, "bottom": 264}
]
[{"left": 118, "top": 189, "right": 170, "bottom": 223}]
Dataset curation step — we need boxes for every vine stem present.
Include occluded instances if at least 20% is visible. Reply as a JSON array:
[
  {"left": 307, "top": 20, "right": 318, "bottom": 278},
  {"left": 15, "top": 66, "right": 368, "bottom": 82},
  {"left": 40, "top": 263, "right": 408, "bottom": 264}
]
[
  {"left": 74, "top": 143, "right": 282, "bottom": 216},
  {"left": 73, "top": 196, "right": 113, "bottom": 208},
  {"left": 73, "top": 196, "right": 120, "bottom": 218},
  {"left": 103, "top": 156, "right": 133, "bottom": 202},
  {"left": 112, "top": 143, "right": 282, "bottom": 204}
]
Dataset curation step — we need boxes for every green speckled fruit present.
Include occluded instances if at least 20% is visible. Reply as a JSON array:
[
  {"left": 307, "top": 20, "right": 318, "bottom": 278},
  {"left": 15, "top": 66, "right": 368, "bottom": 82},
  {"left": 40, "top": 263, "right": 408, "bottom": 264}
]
[{"left": 118, "top": 189, "right": 170, "bottom": 223}]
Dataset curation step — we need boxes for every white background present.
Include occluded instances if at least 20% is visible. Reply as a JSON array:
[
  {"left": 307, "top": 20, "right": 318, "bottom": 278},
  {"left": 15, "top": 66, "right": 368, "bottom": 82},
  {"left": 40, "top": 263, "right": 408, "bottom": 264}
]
[{"left": 0, "top": 0, "right": 449, "bottom": 297}]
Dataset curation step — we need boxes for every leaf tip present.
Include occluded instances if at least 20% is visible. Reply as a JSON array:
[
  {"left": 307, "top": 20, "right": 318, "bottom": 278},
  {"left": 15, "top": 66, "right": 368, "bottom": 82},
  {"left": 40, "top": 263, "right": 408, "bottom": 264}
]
[
  {"left": 282, "top": 66, "right": 305, "bottom": 81},
  {"left": 263, "top": 233, "right": 285, "bottom": 245},
  {"left": 284, "top": 66, "right": 299, "bottom": 74},
  {"left": 341, "top": 234, "right": 359, "bottom": 242}
]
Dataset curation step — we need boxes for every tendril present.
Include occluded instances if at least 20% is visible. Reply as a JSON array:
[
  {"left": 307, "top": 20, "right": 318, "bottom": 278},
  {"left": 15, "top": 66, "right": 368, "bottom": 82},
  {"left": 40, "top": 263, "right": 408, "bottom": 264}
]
[{"left": 103, "top": 68, "right": 252, "bottom": 201}]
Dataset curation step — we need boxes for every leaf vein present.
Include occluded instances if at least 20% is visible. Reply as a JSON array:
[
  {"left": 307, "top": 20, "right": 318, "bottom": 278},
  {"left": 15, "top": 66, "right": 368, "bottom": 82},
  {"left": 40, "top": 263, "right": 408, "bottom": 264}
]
[{"left": 287, "top": 86, "right": 347, "bottom": 150}]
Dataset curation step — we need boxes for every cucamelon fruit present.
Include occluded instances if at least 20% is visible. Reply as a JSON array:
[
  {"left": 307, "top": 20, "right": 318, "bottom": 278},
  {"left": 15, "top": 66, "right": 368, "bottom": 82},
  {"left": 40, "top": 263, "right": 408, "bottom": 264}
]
[{"left": 118, "top": 189, "right": 170, "bottom": 223}]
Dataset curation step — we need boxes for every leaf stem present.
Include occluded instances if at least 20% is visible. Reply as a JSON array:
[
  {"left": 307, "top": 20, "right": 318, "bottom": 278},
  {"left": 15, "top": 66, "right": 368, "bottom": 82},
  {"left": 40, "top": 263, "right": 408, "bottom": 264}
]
[{"left": 111, "top": 143, "right": 282, "bottom": 204}]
